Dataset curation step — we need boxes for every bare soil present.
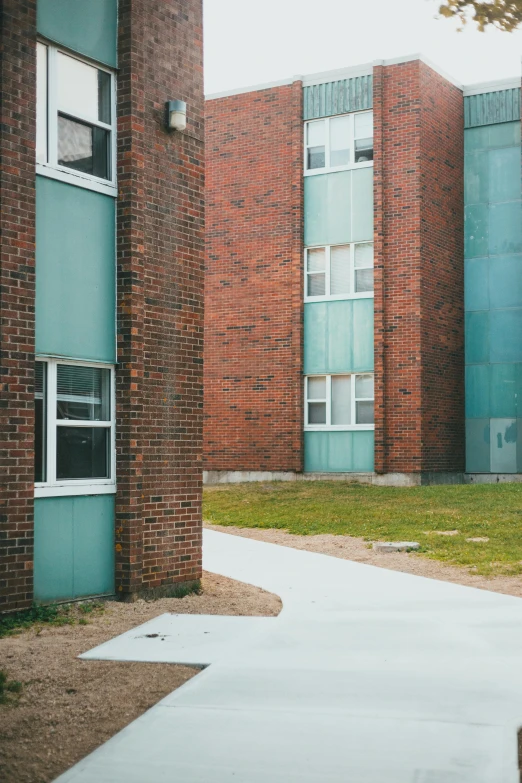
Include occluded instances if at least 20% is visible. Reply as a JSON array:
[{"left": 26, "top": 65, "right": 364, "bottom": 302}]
[
  {"left": 0, "top": 572, "right": 281, "bottom": 783},
  {"left": 205, "top": 522, "right": 522, "bottom": 599}
]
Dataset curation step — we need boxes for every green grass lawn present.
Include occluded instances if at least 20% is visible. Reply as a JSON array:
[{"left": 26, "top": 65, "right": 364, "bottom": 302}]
[{"left": 203, "top": 481, "right": 522, "bottom": 577}]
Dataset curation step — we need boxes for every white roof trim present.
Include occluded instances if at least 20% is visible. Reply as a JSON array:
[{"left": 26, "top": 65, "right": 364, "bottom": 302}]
[
  {"left": 463, "top": 78, "right": 520, "bottom": 96},
  {"left": 301, "top": 62, "right": 373, "bottom": 87},
  {"left": 373, "top": 53, "right": 462, "bottom": 89},
  {"left": 205, "top": 77, "right": 296, "bottom": 100}
]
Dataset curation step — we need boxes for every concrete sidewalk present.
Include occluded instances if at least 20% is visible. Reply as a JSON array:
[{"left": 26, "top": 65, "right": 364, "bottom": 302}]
[{"left": 56, "top": 529, "right": 522, "bottom": 782}]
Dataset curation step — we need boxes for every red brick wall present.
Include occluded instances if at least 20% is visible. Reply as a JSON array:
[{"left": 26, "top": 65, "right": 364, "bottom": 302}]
[
  {"left": 116, "top": 0, "right": 204, "bottom": 597},
  {"left": 0, "top": 0, "right": 37, "bottom": 612},
  {"left": 373, "top": 60, "right": 464, "bottom": 474},
  {"left": 204, "top": 83, "right": 304, "bottom": 472}
]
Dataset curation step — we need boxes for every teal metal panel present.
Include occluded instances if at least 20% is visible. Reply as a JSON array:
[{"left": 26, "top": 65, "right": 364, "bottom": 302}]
[
  {"left": 464, "top": 204, "right": 488, "bottom": 258},
  {"left": 465, "top": 311, "right": 489, "bottom": 365},
  {"left": 464, "top": 121, "right": 521, "bottom": 152},
  {"left": 464, "top": 89, "right": 521, "bottom": 129},
  {"left": 489, "top": 202, "right": 522, "bottom": 256},
  {"left": 489, "top": 147, "right": 521, "bottom": 203},
  {"left": 304, "top": 300, "right": 374, "bottom": 375},
  {"left": 465, "top": 364, "right": 489, "bottom": 419},
  {"left": 352, "top": 299, "right": 374, "bottom": 371},
  {"left": 490, "top": 418, "right": 518, "bottom": 472},
  {"left": 351, "top": 168, "right": 374, "bottom": 242},
  {"left": 304, "top": 431, "right": 374, "bottom": 472},
  {"left": 490, "top": 309, "right": 522, "bottom": 363},
  {"left": 37, "top": 0, "right": 117, "bottom": 67},
  {"left": 36, "top": 176, "right": 116, "bottom": 363},
  {"left": 464, "top": 151, "right": 489, "bottom": 205},
  {"left": 304, "top": 169, "right": 373, "bottom": 247},
  {"left": 489, "top": 256, "right": 522, "bottom": 310},
  {"left": 489, "top": 364, "right": 520, "bottom": 418},
  {"left": 34, "top": 495, "right": 115, "bottom": 603},
  {"left": 34, "top": 498, "right": 74, "bottom": 602},
  {"left": 464, "top": 258, "right": 489, "bottom": 311},
  {"left": 304, "top": 172, "right": 351, "bottom": 247},
  {"left": 303, "top": 75, "right": 373, "bottom": 120},
  {"left": 465, "top": 419, "right": 490, "bottom": 472},
  {"left": 327, "top": 300, "right": 353, "bottom": 373}
]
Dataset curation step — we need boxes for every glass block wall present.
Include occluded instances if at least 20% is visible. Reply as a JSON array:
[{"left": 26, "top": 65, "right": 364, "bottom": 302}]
[{"left": 464, "top": 95, "right": 522, "bottom": 472}]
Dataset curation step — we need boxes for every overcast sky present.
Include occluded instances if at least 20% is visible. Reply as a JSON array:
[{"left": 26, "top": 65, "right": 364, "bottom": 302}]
[{"left": 203, "top": 0, "right": 522, "bottom": 95}]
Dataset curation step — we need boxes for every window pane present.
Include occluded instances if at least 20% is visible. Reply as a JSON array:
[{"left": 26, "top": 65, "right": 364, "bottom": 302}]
[
  {"left": 354, "top": 112, "right": 373, "bottom": 139},
  {"left": 307, "top": 121, "right": 325, "bottom": 147},
  {"left": 355, "top": 374, "right": 374, "bottom": 399},
  {"left": 307, "top": 146, "right": 325, "bottom": 170},
  {"left": 58, "top": 116, "right": 109, "bottom": 179},
  {"left": 35, "top": 362, "right": 46, "bottom": 483},
  {"left": 330, "top": 115, "right": 350, "bottom": 167},
  {"left": 308, "top": 402, "right": 326, "bottom": 425},
  {"left": 307, "top": 376, "right": 326, "bottom": 400},
  {"left": 307, "top": 273, "right": 326, "bottom": 297},
  {"left": 355, "top": 138, "right": 373, "bottom": 163},
  {"left": 56, "top": 426, "right": 109, "bottom": 480},
  {"left": 356, "top": 400, "right": 374, "bottom": 424},
  {"left": 57, "top": 365, "right": 110, "bottom": 421},
  {"left": 57, "top": 52, "right": 109, "bottom": 123},
  {"left": 307, "top": 247, "right": 325, "bottom": 272},
  {"left": 36, "top": 43, "right": 48, "bottom": 164},
  {"left": 330, "top": 245, "right": 351, "bottom": 295},
  {"left": 331, "top": 375, "right": 351, "bottom": 425},
  {"left": 354, "top": 243, "right": 374, "bottom": 268},
  {"left": 355, "top": 268, "right": 374, "bottom": 293}
]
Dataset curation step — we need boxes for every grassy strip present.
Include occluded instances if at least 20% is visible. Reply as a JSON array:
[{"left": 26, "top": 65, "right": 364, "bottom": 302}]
[
  {"left": 203, "top": 481, "right": 522, "bottom": 576},
  {"left": 0, "top": 601, "right": 105, "bottom": 639}
]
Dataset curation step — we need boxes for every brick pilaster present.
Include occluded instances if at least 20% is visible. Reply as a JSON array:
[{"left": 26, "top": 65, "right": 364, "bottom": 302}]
[{"left": 0, "top": 0, "right": 37, "bottom": 612}]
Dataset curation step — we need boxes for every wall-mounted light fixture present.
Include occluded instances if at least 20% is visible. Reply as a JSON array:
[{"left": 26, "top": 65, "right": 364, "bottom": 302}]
[{"left": 165, "top": 100, "right": 187, "bottom": 132}]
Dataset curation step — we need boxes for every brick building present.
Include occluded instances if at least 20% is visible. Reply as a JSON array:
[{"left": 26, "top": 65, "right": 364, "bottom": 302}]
[
  {"left": 204, "top": 56, "right": 522, "bottom": 485},
  {"left": 1, "top": 0, "right": 204, "bottom": 612}
]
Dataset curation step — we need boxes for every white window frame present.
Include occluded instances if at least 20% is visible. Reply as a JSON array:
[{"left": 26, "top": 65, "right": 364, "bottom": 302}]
[
  {"left": 35, "top": 358, "right": 116, "bottom": 498},
  {"left": 304, "top": 242, "right": 374, "bottom": 302},
  {"left": 304, "top": 110, "right": 373, "bottom": 177},
  {"left": 304, "top": 374, "right": 375, "bottom": 431},
  {"left": 36, "top": 40, "right": 117, "bottom": 198}
]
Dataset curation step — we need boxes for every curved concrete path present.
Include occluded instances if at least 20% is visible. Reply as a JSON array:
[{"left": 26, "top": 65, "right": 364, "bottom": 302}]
[{"left": 56, "top": 529, "right": 522, "bottom": 782}]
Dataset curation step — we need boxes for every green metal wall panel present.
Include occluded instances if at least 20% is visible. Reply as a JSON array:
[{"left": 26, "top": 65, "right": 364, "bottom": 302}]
[
  {"left": 464, "top": 89, "right": 521, "bottom": 129},
  {"left": 34, "top": 495, "right": 115, "bottom": 602},
  {"left": 304, "top": 168, "right": 373, "bottom": 247},
  {"left": 304, "top": 299, "right": 374, "bottom": 375},
  {"left": 303, "top": 74, "right": 373, "bottom": 120},
  {"left": 36, "top": 176, "right": 116, "bottom": 362},
  {"left": 37, "top": 0, "right": 117, "bottom": 67},
  {"left": 304, "top": 431, "right": 374, "bottom": 472},
  {"left": 464, "top": 119, "right": 522, "bottom": 472}
]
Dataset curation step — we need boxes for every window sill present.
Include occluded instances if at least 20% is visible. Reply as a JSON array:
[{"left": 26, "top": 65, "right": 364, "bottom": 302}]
[
  {"left": 304, "top": 160, "right": 373, "bottom": 177},
  {"left": 36, "top": 163, "right": 117, "bottom": 198},
  {"left": 35, "top": 483, "right": 116, "bottom": 498},
  {"left": 304, "top": 426, "right": 375, "bottom": 432},
  {"left": 305, "top": 292, "right": 374, "bottom": 303}
]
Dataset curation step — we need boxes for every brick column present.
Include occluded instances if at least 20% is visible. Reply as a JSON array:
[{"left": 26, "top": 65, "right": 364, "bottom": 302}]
[
  {"left": 0, "top": 0, "right": 37, "bottom": 612},
  {"left": 116, "top": 0, "right": 204, "bottom": 599}
]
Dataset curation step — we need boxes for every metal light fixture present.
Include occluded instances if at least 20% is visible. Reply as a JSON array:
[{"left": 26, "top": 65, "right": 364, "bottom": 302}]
[{"left": 165, "top": 100, "right": 187, "bottom": 132}]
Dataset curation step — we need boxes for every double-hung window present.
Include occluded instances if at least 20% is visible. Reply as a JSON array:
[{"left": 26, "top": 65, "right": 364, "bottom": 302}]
[
  {"left": 304, "top": 111, "right": 373, "bottom": 175},
  {"left": 305, "top": 374, "right": 374, "bottom": 429},
  {"left": 35, "top": 359, "right": 115, "bottom": 497},
  {"left": 305, "top": 242, "right": 374, "bottom": 300},
  {"left": 36, "top": 41, "right": 116, "bottom": 194}
]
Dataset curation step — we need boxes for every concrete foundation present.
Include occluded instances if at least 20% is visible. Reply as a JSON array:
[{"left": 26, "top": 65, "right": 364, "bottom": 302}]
[{"left": 203, "top": 470, "right": 468, "bottom": 486}]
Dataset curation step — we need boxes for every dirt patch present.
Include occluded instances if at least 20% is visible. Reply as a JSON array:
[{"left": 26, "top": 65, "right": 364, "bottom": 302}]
[
  {"left": 205, "top": 523, "right": 522, "bottom": 599},
  {"left": 0, "top": 572, "right": 281, "bottom": 783}
]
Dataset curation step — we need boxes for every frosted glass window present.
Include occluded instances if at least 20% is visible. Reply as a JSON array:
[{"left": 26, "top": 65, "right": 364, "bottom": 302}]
[
  {"left": 331, "top": 375, "right": 351, "bottom": 424},
  {"left": 356, "top": 401, "right": 374, "bottom": 424},
  {"left": 306, "top": 248, "right": 326, "bottom": 297},
  {"left": 354, "top": 243, "right": 374, "bottom": 293},
  {"left": 36, "top": 43, "right": 48, "bottom": 164},
  {"left": 354, "top": 243, "right": 373, "bottom": 268},
  {"left": 330, "top": 116, "right": 350, "bottom": 167},
  {"left": 308, "top": 402, "right": 327, "bottom": 424},
  {"left": 355, "top": 269, "right": 374, "bottom": 293},
  {"left": 355, "top": 374, "right": 374, "bottom": 399},
  {"left": 57, "top": 53, "right": 111, "bottom": 123},
  {"left": 307, "top": 248, "right": 325, "bottom": 272},
  {"left": 308, "top": 376, "right": 326, "bottom": 399},
  {"left": 355, "top": 112, "right": 373, "bottom": 139},
  {"left": 307, "top": 120, "right": 325, "bottom": 170},
  {"left": 330, "top": 245, "right": 351, "bottom": 295}
]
